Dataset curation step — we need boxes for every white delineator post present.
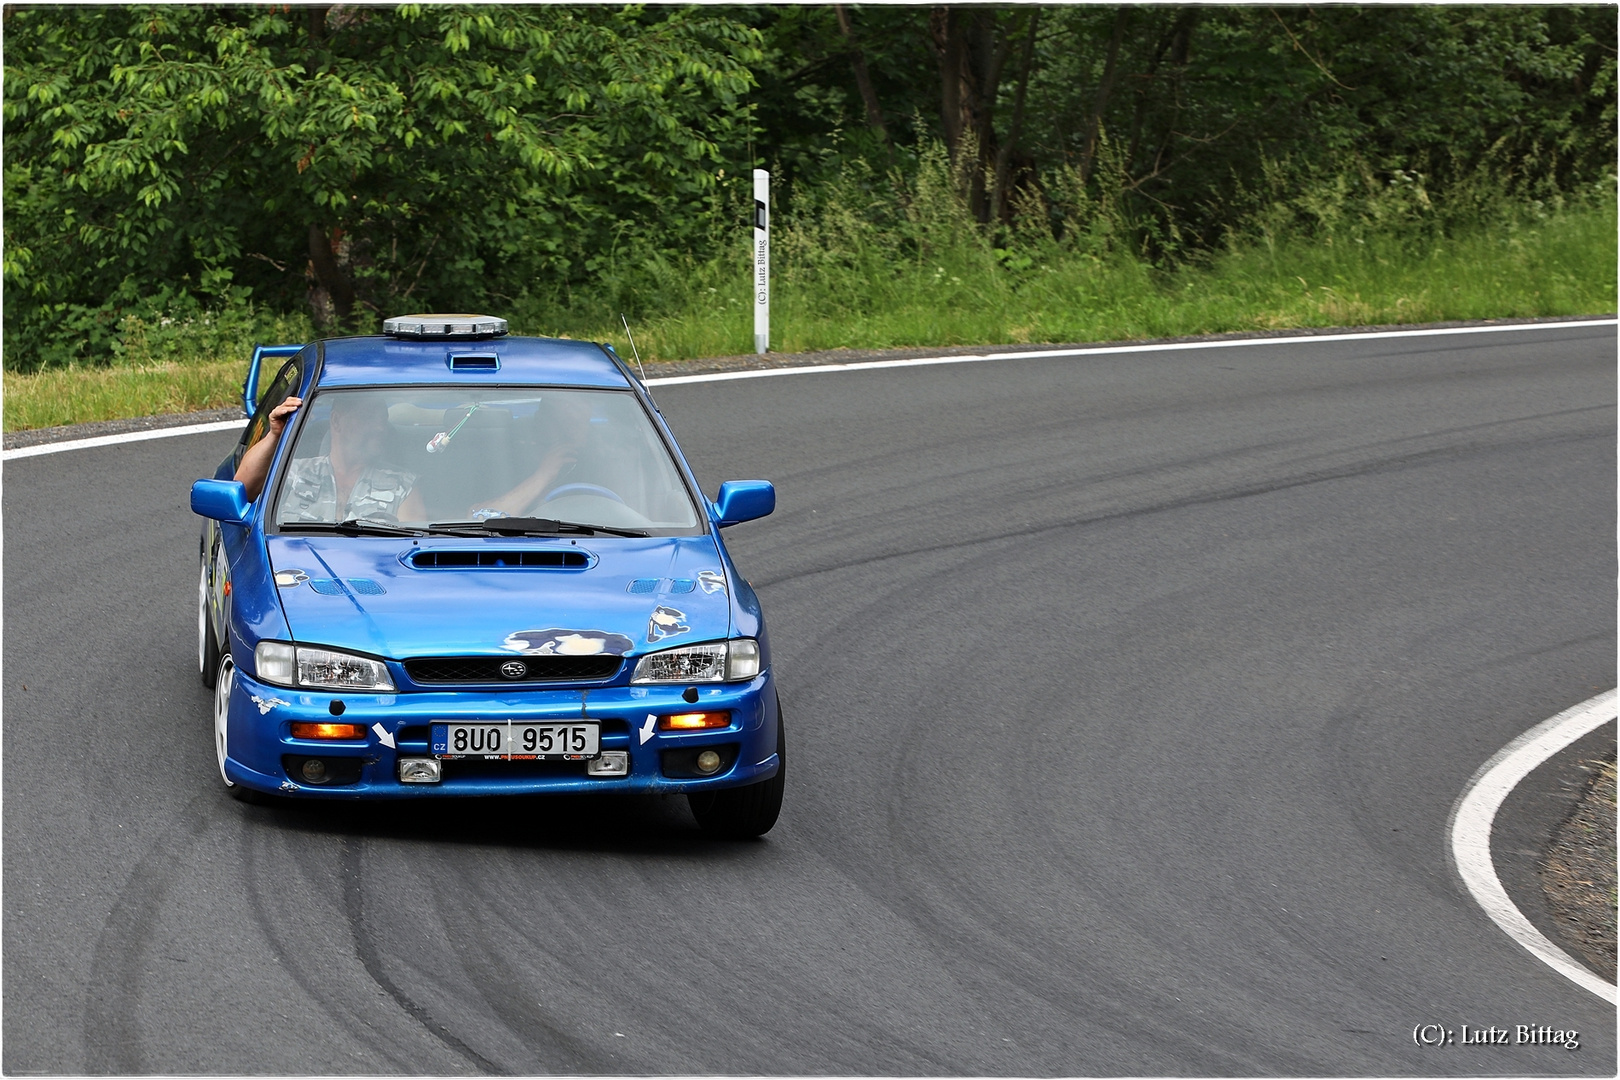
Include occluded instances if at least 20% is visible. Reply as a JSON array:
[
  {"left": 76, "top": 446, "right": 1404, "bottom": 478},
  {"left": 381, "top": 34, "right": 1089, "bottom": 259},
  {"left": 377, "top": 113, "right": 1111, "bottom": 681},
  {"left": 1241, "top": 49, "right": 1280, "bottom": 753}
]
[{"left": 753, "top": 169, "right": 769, "bottom": 355}]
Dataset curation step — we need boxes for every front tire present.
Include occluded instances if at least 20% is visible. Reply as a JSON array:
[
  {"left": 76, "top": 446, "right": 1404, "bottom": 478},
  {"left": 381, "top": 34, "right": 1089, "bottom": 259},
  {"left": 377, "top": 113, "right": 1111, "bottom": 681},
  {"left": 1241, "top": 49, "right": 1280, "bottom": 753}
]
[
  {"left": 688, "top": 704, "right": 785, "bottom": 839},
  {"left": 214, "top": 654, "right": 269, "bottom": 804},
  {"left": 198, "top": 559, "right": 221, "bottom": 688}
]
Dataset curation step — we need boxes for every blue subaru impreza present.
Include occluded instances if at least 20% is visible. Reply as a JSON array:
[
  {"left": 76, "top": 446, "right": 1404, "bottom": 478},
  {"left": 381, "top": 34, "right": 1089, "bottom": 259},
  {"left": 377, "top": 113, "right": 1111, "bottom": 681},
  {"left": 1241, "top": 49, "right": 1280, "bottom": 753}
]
[{"left": 191, "top": 314, "right": 783, "bottom": 837}]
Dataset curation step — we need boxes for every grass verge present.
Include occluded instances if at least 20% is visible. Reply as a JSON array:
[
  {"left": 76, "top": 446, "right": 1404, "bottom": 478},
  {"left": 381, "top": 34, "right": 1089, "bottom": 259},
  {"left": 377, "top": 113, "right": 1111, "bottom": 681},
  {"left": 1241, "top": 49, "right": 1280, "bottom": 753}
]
[
  {"left": 1539, "top": 756, "right": 1618, "bottom": 982},
  {"left": 5, "top": 198, "right": 1613, "bottom": 432},
  {"left": 534, "top": 195, "right": 1615, "bottom": 358},
  {"left": 5, "top": 360, "right": 250, "bottom": 432}
]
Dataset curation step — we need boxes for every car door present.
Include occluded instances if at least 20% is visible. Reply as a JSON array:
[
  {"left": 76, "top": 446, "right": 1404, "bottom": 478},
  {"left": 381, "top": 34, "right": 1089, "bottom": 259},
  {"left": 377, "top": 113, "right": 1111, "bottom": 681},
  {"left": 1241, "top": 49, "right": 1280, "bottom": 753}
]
[{"left": 205, "top": 349, "right": 310, "bottom": 654}]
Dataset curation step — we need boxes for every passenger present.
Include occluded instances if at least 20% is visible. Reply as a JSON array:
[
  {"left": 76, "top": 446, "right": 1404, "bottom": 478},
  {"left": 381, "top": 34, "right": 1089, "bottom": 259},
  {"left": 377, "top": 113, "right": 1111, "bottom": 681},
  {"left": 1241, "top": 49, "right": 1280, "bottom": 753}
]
[{"left": 467, "top": 394, "right": 595, "bottom": 519}]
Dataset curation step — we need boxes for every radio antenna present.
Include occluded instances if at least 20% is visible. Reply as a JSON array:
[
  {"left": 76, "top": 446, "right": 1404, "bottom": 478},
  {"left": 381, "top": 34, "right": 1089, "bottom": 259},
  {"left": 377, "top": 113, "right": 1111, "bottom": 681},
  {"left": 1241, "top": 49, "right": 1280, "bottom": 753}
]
[{"left": 619, "top": 313, "right": 649, "bottom": 385}]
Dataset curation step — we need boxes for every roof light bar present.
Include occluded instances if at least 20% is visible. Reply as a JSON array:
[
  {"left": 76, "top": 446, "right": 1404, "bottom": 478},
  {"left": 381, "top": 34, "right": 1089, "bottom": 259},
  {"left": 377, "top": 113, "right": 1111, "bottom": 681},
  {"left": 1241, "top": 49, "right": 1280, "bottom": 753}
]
[{"left": 383, "top": 313, "right": 508, "bottom": 339}]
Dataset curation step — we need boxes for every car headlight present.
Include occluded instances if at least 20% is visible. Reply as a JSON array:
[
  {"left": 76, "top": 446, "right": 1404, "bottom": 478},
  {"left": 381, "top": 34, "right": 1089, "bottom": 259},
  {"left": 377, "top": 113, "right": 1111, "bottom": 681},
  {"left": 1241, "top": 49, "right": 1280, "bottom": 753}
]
[
  {"left": 254, "top": 641, "right": 396, "bottom": 691},
  {"left": 631, "top": 639, "right": 760, "bottom": 684}
]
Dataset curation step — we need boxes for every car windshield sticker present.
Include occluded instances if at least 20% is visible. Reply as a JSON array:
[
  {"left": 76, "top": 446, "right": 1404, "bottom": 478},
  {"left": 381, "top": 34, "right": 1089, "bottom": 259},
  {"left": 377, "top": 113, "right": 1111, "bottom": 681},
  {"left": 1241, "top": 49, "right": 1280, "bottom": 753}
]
[
  {"left": 697, "top": 570, "right": 727, "bottom": 594},
  {"left": 250, "top": 694, "right": 290, "bottom": 715},
  {"left": 647, "top": 605, "right": 690, "bottom": 643},
  {"left": 274, "top": 569, "right": 309, "bottom": 588},
  {"left": 503, "top": 628, "right": 634, "bottom": 656}
]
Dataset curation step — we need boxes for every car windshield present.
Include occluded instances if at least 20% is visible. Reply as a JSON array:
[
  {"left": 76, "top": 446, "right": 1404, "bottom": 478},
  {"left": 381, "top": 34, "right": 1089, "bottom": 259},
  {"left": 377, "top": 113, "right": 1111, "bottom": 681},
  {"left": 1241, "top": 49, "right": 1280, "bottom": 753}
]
[{"left": 272, "top": 387, "right": 700, "bottom": 532}]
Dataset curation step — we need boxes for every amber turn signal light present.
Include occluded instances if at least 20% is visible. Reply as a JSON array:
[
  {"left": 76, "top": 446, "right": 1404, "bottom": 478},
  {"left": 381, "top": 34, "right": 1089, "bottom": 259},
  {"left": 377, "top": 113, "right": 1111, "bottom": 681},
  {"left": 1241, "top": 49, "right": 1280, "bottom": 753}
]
[
  {"left": 659, "top": 711, "right": 730, "bottom": 731},
  {"left": 290, "top": 721, "right": 366, "bottom": 740}
]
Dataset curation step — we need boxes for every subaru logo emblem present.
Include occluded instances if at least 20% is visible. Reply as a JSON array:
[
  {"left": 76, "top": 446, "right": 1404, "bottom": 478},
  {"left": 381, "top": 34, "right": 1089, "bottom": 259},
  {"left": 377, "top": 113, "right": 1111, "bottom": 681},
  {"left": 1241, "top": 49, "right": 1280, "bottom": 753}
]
[{"left": 500, "top": 660, "right": 527, "bottom": 679}]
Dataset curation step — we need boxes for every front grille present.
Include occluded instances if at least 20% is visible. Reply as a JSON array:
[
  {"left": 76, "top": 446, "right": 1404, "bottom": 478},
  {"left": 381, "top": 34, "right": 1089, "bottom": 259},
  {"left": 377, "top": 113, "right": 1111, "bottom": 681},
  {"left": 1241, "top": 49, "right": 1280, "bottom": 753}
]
[{"left": 404, "top": 655, "right": 622, "bottom": 685}]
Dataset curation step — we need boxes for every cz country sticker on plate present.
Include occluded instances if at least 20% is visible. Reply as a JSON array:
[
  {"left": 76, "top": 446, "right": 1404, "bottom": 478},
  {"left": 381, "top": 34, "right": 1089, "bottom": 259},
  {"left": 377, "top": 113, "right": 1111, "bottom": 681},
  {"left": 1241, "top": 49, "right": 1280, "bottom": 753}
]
[{"left": 432, "top": 721, "right": 599, "bottom": 760}]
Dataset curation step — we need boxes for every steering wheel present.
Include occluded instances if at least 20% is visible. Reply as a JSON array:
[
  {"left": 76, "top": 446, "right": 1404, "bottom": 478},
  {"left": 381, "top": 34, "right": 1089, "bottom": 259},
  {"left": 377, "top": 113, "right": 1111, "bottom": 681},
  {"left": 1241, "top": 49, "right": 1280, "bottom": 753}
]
[{"left": 538, "top": 482, "right": 626, "bottom": 506}]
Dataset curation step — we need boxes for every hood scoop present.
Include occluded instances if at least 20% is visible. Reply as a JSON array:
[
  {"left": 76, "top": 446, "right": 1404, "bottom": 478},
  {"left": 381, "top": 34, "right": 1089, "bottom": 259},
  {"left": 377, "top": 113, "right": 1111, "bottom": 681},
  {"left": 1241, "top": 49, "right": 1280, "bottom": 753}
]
[{"left": 410, "top": 549, "right": 589, "bottom": 569}]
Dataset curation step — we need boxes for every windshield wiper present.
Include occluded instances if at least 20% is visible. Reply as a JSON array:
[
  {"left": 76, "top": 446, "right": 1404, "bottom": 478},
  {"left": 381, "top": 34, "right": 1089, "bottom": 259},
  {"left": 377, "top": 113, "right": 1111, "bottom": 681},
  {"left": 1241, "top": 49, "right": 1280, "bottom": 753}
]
[
  {"left": 280, "top": 518, "right": 425, "bottom": 537},
  {"left": 427, "top": 516, "right": 649, "bottom": 538}
]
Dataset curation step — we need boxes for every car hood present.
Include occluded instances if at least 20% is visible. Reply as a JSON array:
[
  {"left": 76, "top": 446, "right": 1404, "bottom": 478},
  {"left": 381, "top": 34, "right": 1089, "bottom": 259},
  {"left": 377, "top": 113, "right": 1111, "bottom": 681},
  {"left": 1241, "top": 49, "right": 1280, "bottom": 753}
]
[{"left": 266, "top": 533, "right": 732, "bottom": 660}]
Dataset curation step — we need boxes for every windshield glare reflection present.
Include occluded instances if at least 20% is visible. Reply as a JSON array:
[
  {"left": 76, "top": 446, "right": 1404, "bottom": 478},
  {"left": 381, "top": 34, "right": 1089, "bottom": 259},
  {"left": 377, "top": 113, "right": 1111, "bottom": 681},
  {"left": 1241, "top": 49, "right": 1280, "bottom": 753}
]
[{"left": 273, "top": 388, "right": 699, "bottom": 533}]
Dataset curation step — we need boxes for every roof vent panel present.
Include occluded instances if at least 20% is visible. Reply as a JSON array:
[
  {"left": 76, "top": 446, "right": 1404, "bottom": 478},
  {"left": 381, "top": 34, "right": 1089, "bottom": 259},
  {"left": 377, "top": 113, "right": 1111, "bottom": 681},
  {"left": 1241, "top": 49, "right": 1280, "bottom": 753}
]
[{"left": 448, "top": 352, "right": 500, "bottom": 372}]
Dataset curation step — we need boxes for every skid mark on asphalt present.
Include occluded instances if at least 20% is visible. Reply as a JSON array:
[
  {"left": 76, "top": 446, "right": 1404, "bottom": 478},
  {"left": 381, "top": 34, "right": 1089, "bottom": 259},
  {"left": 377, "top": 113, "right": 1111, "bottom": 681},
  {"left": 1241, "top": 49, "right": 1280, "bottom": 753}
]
[
  {"left": 239, "top": 824, "right": 471, "bottom": 1072},
  {"left": 83, "top": 794, "right": 213, "bottom": 1073},
  {"left": 339, "top": 837, "right": 506, "bottom": 1074},
  {"left": 775, "top": 534, "right": 1315, "bottom": 1073},
  {"left": 1451, "top": 632, "right": 1616, "bottom": 675},
  {"left": 755, "top": 424, "right": 1607, "bottom": 590},
  {"left": 435, "top": 864, "right": 644, "bottom": 1073}
]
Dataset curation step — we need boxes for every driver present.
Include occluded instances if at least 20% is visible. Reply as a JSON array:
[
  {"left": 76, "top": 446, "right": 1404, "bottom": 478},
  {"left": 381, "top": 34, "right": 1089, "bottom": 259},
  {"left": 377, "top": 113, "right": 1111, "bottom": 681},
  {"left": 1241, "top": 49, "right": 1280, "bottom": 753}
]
[{"left": 237, "top": 394, "right": 427, "bottom": 523}]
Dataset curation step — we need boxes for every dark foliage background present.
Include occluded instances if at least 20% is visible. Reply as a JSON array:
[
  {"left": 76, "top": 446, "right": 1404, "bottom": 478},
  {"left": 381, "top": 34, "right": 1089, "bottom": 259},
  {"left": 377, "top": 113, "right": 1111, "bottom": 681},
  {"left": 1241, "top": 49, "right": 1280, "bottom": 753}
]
[{"left": 4, "top": 4, "right": 1614, "bottom": 370}]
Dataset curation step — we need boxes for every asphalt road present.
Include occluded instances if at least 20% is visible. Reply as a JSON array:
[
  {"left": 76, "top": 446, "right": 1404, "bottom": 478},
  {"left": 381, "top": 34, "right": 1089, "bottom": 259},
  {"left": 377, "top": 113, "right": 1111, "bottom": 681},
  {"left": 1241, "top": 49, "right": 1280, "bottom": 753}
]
[{"left": 4, "top": 324, "right": 1615, "bottom": 1075}]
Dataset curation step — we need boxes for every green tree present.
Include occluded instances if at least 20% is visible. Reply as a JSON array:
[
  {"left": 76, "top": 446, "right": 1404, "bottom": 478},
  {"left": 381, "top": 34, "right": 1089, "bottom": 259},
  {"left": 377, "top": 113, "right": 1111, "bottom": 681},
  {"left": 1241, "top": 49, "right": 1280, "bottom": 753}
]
[
  {"left": 744, "top": 5, "right": 1614, "bottom": 248},
  {"left": 4, "top": 4, "right": 761, "bottom": 367}
]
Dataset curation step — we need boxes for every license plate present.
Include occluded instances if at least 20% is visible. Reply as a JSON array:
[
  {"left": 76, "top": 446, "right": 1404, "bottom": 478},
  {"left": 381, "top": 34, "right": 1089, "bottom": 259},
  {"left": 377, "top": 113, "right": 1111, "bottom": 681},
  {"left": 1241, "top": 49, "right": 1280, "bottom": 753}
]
[{"left": 431, "top": 721, "right": 599, "bottom": 760}]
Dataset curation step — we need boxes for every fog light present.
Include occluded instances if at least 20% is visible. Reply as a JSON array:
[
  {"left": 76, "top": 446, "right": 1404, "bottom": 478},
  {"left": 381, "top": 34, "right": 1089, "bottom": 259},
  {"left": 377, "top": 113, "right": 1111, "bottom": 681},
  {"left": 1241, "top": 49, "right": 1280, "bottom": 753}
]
[
  {"left": 398, "top": 757, "right": 442, "bottom": 784},
  {"left": 586, "top": 751, "right": 629, "bottom": 778},
  {"left": 695, "top": 750, "right": 722, "bottom": 774},
  {"left": 300, "top": 758, "right": 328, "bottom": 783}
]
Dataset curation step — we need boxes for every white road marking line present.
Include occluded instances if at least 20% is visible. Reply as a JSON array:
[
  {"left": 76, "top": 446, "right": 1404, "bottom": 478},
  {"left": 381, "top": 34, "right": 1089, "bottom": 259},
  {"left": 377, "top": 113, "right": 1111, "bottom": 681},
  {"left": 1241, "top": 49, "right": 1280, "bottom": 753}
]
[
  {"left": 645, "top": 318, "right": 1618, "bottom": 386},
  {"left": 3, "top": 418, "right": 244, "bottom": 460},
  {"left": 5, "top": 319, "right": 1613, "bottom": 460},
  {"left": 1447, "top": 689, "right": 1617, "bottom": 1003}
]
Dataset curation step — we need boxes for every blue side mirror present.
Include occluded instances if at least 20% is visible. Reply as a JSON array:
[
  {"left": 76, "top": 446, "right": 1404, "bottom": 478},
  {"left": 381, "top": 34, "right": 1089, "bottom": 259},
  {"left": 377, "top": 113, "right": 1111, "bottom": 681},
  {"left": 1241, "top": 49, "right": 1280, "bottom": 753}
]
[
  {"left": 713, "top": 480, "right": 775, "bottom": 527},
  {"left": 192, "top": 479, "right": 252, "bottom": 524}
]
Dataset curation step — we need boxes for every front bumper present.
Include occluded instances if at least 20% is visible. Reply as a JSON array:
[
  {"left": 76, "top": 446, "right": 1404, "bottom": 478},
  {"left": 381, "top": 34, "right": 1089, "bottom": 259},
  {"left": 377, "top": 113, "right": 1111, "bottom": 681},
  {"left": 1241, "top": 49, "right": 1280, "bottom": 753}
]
[{"left": 223, "top": 668, "right": 779, "bottom": 798}]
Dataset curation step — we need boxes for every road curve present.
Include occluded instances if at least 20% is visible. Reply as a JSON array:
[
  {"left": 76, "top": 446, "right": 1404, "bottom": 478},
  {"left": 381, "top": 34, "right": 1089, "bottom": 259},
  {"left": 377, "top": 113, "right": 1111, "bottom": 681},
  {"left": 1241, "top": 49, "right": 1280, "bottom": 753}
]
[{"left": 4, "top": 323, "right": 1614, "bottom": 1074}]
